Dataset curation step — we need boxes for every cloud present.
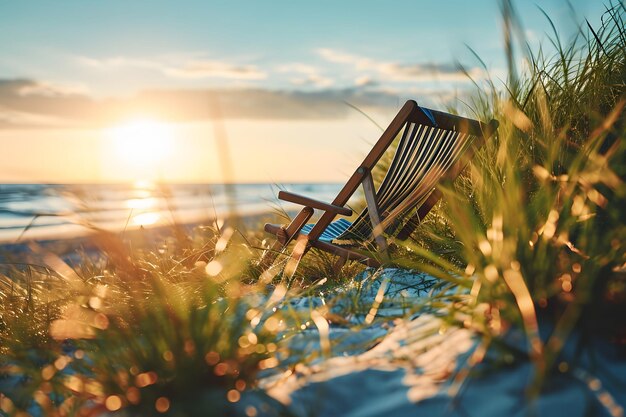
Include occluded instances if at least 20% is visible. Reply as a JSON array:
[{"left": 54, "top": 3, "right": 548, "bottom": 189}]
[
  {"left": 163, "top": 60, "right": 266, "bottom": 80},
  {"left": 0, "top": 79, "right": 88, "bottom": 98},
  {"left": 276, "top": 63, "right": 334, "bottom": 88},
  {"left": 317, "top": 48, "right": 484, "bottom": 83},
  {"left": 78, "top": 55, "right": 266, "bottom": 80},
  {"left": 0, "top": 76, "right": 472, "bottom": 129},
  {"left": 317, "top": 49, "right": 366, "bottom": 66},
  {"left": 0, "top": 79, "right": 99, "bottom": 128},
  {"left": 0, "top": 78, "right": 421, "bottom": 129},
  {"left": 288, "top": 74, "right": 334, "bottom": 88},
  {"left": 0, "top": 108, "right": 72, "bottom": 128},
  {"left": 354, "top": 76, "right": 378, "bottom": 88},
  {"left": 15, "top": 80, "right": 90, "bottom": 97},
  {"left": 77, "top": 56, "right": 155, "bottom": 70}
]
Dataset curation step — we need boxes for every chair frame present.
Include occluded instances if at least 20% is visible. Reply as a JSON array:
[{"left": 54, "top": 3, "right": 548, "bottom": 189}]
[{"left": 260, "top": 100, "right": 498, "bottom": 274}]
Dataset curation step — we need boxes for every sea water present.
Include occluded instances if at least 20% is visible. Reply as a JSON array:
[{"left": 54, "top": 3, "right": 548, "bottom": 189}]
[{"left": 0, "top": 183, "right": 344, "bottom": 242}]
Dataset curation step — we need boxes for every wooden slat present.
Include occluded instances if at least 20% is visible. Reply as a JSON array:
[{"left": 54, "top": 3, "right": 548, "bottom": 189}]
[
  {"left": 375, "top": 126, "right": 444, "bottom": 217},
  {"left": 395, "top": 118, "right": 499, "bottom": 240},
  {"left": 378, "top": 129, "right": 465, "bottom": 227},
  {"left": 372, "top": 122, "right": 422, "bottom": 210},
  {"left": 310, "top": 240, "right": 380, "bottom": 267},
  {"left": 408, "top": 107, "right": 490, "bottom": 138},
  {"left": 278, "top": 191, "right": 352, "bottom": 216},
  {"left": 361, "top": 170, "right": 388, "bottom": 251}
]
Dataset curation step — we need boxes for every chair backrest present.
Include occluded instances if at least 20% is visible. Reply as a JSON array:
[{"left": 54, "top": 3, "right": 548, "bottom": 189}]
[{"left": 334, "top": 104, "right": 497, "bottom": 245}]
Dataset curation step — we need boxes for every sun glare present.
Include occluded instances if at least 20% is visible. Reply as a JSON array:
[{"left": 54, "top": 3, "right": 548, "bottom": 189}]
[
  {"left": 131, "top": 212, "right": 162, "bottom": 227},
  {"left": 106, "top": 119, "right": 174, "bottom": 170}
]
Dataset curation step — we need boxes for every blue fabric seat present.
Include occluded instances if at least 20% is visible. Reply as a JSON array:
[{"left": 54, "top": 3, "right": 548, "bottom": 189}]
[{"left": 300, "top": 218, "right": 352, "bottom": 243}]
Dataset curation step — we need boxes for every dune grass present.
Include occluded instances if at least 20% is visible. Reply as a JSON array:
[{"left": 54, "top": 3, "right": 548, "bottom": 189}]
[
  {"left": 397, "top": 0, "right": 625, "bottom": 394},
  {"left": 1, "top": 2, "right": 625, "bottom": 416},
  {"left": 0, "top": 226, "right": 291, "bottom": 416}
]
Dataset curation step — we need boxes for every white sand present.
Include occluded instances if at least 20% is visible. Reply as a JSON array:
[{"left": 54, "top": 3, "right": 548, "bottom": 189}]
[{"left": 255, "top": 268, "right": 626, "bottom": 417}]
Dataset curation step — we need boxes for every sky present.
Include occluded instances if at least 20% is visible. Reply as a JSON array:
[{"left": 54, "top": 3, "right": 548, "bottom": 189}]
[{"left": 0, "top": 0, "right": 608, "bottom": 184}]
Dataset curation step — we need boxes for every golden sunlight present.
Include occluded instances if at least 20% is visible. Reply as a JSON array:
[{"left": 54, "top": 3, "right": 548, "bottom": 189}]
[
  {"left": 106, "top": 119, "right": 174, "bottom": 168},
  {"left": 131, "top": 212, "right": 162, "bottom": 227}
]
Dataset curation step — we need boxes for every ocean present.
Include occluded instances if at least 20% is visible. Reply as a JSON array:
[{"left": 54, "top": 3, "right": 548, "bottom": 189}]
[{"left": 0, "top": 183, "right": 344, "bottom": 243}]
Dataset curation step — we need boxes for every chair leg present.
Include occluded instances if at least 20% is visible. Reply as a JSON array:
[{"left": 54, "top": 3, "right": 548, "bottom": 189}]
[
  {"left": 258, "top": 207, "right": 314, "bottom": 270},
  {"left": 332, "top": 253, "right": 348, "bottom": 275},
  {"left": 361, "top": 170, "right": 389, "bottom": 253}
]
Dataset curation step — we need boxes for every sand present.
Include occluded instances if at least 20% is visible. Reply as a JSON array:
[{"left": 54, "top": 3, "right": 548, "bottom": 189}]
[{"left": 254, "top": 268, "right": 626, "bottom": 417}]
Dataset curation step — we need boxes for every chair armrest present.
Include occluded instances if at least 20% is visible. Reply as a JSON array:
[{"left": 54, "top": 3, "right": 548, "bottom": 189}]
[{"left": 278, "top": 191, "right": 352, "bottom": 216}]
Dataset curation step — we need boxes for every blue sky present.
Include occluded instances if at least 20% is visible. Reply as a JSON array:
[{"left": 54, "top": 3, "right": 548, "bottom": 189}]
[
  {"left": 0, "top": 0, "right": 610, "bottom": 182},
  {"left": 1, "top": 0, "right": 605, "bottom": 95}
]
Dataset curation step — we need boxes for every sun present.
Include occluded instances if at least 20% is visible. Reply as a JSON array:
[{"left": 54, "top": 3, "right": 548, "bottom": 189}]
[{"left": 106, "top": 119, "right": 174, "bottom": 169}]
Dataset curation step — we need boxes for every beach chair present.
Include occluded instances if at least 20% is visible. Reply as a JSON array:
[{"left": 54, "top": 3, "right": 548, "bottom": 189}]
[{"left": 260, "top": 100, "right": 498, "bottom": 276}]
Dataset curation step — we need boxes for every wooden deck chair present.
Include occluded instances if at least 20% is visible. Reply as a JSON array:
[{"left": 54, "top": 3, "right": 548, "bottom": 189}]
[{"left": 259, "top": 100, "right": 498, "bottom": 276}]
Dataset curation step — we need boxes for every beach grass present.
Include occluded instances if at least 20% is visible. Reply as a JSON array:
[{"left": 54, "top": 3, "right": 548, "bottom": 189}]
[
  {"left": 395, "top": 0, "right": 625, "bottom": 395},
  {"left": 1, "top": 226, "right": 284, "bottom": 415},
  {"left": 1, "top": 2, "right": 625, "bottom": 416}
]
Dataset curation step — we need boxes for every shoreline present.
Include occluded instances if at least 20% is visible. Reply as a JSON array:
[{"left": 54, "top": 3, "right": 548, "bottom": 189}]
[
  {"left": 0, "top": 209, "right": 288, "bottom": 265},
  {"left": 0, "top": 182, "right": 344, "bottom": 246}
]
